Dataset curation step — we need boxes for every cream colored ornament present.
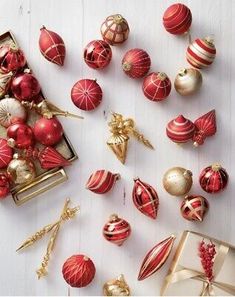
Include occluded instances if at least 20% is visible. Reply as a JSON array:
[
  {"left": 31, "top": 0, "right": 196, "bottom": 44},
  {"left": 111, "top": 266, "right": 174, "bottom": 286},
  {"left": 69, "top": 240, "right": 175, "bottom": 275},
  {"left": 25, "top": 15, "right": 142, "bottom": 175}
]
[
  {"left": 174, "top": 68, "right": 202, "bottom": 96},
  {"left": 103, "top": 274, "right": 131, "bottom": 296}
]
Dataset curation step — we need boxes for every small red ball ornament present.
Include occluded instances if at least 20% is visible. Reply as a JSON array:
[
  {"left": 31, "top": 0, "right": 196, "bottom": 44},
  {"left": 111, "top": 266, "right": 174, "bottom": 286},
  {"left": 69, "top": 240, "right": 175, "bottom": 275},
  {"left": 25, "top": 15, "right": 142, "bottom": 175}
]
[
  {"left": 142, "top": 72, "right": 171, "bottom": 101},
  {"left": 199, "top": 164, "right": 229, "bottom": 194},
  {"left": 166, "top": 115, "right": 195, "bottom": 143},
  {"left": 34, "top": 117, "right": 63, "bottom": 146},
  {"left": 0, "top": 138, "right": 13, "bottom": 168},
  {"left": 0, "top": 173, "right": 10, "bottom": 199},
  {"left": 163, "top": 3, "right": 192, "bottom": 35},
  {"left": 0, "top": 44, "right": 26, "bottom": 73},
  {"left": 122, "top": 49, "right": 151, "bottom": 79},
  {"left": 7, "top": 121, "right": 34, "bottom": 149},
  {"left": 103, "top": 214, "right": 131, "bottom": 246},
  {"left": 62, "top": 254, "right": 96, "bottom": 288},
  {"left": 39, "top": 26, "right": 66, "bottom": 66},
  {"left": 180, "top": 195, "right": 209, "bottom": 222},
  {"left": 84, "top": 40, "right": 112, "bottom": 69},
  {"left": 71, "top": 79, "right": 103, "bottom": 111}
]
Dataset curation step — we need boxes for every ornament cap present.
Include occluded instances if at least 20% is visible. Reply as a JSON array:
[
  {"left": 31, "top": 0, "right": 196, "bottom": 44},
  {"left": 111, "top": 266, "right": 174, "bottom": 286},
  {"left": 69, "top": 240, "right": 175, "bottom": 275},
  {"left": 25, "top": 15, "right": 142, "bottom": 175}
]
[
  {"left": 7, "top": 138, "right": 16, "bottom": 148},
  {"left": 178, "top": 68, "right": 187, "bottom": 76},
  {"left": 133, "top": 176, "right": 140, "bottom": 181},
  {"left": 83, "top": 256, "right": 90, "bottom": 261},
  {"left": 9, "top": 43, "right": 19, "bottom": 52},
  {"left": 113, "top": 14, "right": 124, "bottom": 24},
  {"left": 40, "top": 25, "right": 47, "bottom": 30},
  {"left": 122, "top": 61, "right": 132, "bottom": 72},
  {"left": 183, "top": 169, "right": 193, "bottom": 178},
  {"left": 109, "top": 214, "right": 119, "bottom": 222},
  {"left": 23, "top": 68, "right": 31, "bottom": 74},
  {"left": 157, "top": 72, "right": 167, "bottom": 81},
  {"left": 204, "top": 36, "right": 215, "bottom": 46},
  {"left": 211, "top": 163, "right": 222, "bottom": 171}
]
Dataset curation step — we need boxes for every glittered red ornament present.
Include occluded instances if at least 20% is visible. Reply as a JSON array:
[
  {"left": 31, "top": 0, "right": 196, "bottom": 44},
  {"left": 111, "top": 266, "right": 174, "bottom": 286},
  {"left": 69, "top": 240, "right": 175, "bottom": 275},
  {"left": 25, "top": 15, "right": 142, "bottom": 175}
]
[
  {"left": 163, "top": 3, "right": 192, "bottom": 35},
  {"left": 166, "top": 115, "right": 195, "bottom": 143},
  {"left": 103, "top": 214, "right": 131, "bottom": 246},
  {"left": 71, "top": 79, "right": 103, "bottom": 111},
  {"left": 84, "top": 40, "right": 112, "bottom": 69},
  {"left": 199, "top": 240, "right": 216, "bottom": 282},
  {"left": 199, "top": 164, "right": 229, "bottom": 194},
  {"left": 7, "top": 121, "right": 34, "bottom": 149},
  {"left": 122, "top": 49, "right": 151, "bottom": 79},
  {"left": 39, "top": 26, "right": 66, "bottom": 66},
  {"left": 142, "top": 72, "right": 171, "bottom": 101},
  {"left": 62, "top": 254, "right": 96, "bottom": 288},
  {"left": 138, "top": 235, "right": 175, "bottom": 281},
  {"left": 0, "top": 44, "right": 26, "bottom": 73},
  {"left": 0, "top": 138, "right": 13, "bottom": 168},
  {"left": 0, "top": 173, "right": 10, "bottom": 199},
  {"left": 132, "top": 177, "right": 159, "bottom": 219},
  {"left": 33, "top": 117, "right": 63, "bottom": 146},
  {"left": 180, "top": 195, "right": 209, "bottom": 222}
]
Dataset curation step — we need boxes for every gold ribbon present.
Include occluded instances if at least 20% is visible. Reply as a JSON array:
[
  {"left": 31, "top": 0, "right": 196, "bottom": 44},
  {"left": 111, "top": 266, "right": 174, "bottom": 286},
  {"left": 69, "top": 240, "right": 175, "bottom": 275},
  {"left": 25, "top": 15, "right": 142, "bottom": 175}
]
[{"left": 165, "top": 244, "right": 235, "bottom": 296}]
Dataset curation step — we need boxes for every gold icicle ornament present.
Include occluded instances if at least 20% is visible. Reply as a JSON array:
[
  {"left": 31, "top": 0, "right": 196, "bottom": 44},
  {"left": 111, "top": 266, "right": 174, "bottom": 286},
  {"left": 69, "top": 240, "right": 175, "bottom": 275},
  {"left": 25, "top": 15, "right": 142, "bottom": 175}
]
[
  {"left": 103, "top": 274, "right": 131, "bottom": 296},
  {"left": 107, "top": 112, "right": 154, "bottom": 164}
]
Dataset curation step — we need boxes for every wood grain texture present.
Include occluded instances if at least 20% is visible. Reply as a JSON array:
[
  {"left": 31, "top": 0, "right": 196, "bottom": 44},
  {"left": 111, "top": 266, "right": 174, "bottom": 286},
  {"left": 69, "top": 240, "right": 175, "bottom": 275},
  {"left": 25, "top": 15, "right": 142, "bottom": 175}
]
[{"left": 0, "top": 0, "right": 234, "bottom": 295}]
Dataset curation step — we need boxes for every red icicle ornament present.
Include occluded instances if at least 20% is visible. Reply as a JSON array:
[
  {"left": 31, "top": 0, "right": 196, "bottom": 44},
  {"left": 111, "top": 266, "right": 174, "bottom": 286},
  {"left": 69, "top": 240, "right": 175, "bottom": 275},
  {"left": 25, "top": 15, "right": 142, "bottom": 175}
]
[
  {"left": 0, "top": 44, "right": 26, "bottom": 73},
  {"left": 199, "top": 240, "right": 216, "bottom": 282},
  {"left": 166, "top": 115, "right": 195, "bottom": 143}
]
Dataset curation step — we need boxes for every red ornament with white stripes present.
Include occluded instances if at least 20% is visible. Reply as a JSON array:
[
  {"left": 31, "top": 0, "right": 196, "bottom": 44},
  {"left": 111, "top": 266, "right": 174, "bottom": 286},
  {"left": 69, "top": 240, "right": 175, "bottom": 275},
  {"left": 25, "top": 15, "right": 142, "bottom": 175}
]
[
  {"left": 122, "top": 49, "right": 151, "bottom": 79},
  {"left": 166, "top": 115, "right": 195, "bottom": 143},
  {"left": 180, "top": 195, "right": 209, "bottom": 222},
  {"left": 163, "top": 3, "right": 192, "bottom": 35},
  {"left": 39, "top": 26, "right": 66, "bottom": 66},
  {"left": 0, "top": 138, "right": 13, "bottom": 168},
  {"left": 103, "top": 214, "right": 131, "bottom": 246},
  {"left": 138, "top": 235, "right": 175, "bottom": 281},
  {"left": 186, "top": 37, "right": 216, "bottom": 69},
  {"left": 132, "top": 177, "right": 159, "bottom": 219},
  {"left": 199, "top": 164, "right": 229, "bottom": 194},
  {"left": 142, "top": 72, "right": 171, "bottom": 101},
  {"left": 0, "top": 44, "right": 26, "bottom": 73},
  {"left": 71, "top": 79, "right": 102, "bottom": 111},
  {"left": 86, "top": 170, "right": 120, "bottom": 194},
  {"left": 84, "top": 40, "right": 112, "bottom": 69},
  {"left": 62, "top": 254, "right": 96, "bottom": 288}
]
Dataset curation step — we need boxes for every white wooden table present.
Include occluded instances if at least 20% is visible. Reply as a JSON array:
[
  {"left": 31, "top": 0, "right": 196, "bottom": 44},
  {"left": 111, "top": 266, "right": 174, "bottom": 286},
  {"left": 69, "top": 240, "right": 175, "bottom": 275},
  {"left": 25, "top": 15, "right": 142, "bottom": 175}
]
[{"left": 0, "top": 0, "right": 234, "bottom": 295}]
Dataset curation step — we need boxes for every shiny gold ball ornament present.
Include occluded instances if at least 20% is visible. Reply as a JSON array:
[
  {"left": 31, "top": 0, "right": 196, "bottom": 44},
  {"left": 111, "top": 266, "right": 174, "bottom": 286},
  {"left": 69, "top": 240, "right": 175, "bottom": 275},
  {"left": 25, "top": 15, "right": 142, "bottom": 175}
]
[
  {"left": 103, "top": 274, "right": 131, "bottom": 296},
  {"left": 163, "top": 167, "right": 193, "bottom": 196},
  {"left": 174, "top": 68, "right": 202, "bottom": 96}
]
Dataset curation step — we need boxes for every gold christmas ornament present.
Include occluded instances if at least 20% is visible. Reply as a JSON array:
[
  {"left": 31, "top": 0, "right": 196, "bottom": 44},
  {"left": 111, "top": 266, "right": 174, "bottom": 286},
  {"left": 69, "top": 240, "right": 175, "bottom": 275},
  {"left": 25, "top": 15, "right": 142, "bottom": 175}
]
[
  {"left": 174, "top": 68, "right": 202, "bottom": 96},
  {"left": 103, "top": 274, "right": 131, "bottom": 296},
  {"left": 163, "top": 167, "right": 193, "bottom": 196}
]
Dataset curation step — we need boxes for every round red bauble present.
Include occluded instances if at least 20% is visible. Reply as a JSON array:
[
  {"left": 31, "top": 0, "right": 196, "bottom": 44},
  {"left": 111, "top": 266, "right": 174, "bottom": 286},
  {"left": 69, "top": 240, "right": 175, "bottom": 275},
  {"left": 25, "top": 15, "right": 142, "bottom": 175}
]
[
  {"left": 7, "top": 121, "right": 34, "bottom": 149},
  {"left": 0, "top": 44, "right": 26, "bottom": 73},
  {"left": 33, "top": 117, "right": 63, "bottom": 146},
  {"left": 180, "top": 195, "right": 209, "bottom": 222},
  {"left": 199, "top": 164, "right": 229, "bottom": 194},
  {"left": 39, "top": 26, "right": 66, "bottom": 66},
  {"left": 122, "top": 49, "right": 151, "bottom": 79},
  {"left": 163, "top": 3, "right": 192, "bottom": 35},
  {"left": 166, "top": 115, "right": 195, "bottom": 143},
  {"left": 0, "top": 173, "right": 10, "bottom": 199},
  {"left": 142, "top": 72, "right": 171, "bottom": 101},
  {"left": 0, "top": 138, "right": 13, "bottom": 168},
  {"left": 71, "top": 79, "right": 103, "bottom": 111},
  {"left": 84, "top": 40, "right": 112, "bottom": 69},
  {"left": 62, "top": 254, "right": 96, "bottom": 288}
]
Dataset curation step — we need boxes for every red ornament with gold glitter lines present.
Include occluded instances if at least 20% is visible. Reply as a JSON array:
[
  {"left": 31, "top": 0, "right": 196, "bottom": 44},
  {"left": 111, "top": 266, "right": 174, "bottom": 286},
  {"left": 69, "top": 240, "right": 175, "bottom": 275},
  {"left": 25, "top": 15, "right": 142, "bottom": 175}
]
[
  {"left": 122, "top": 49, "right": 151, "bottom": 79},
  {"left": 132, "top": 177, "right": 159, "bottom": 219},
  {"left": 199, "top": 164, "right": 229, "bottom": 194},
  {"left": 84, "top": 40, "right": 112, "bottom": 69},
  {"left": 138, "top": 235, "right": 175, "bottom": 281},
  {"left": 166, "top": 115, "right": 195, "bottom": 143},
  {"left": 103, "top": 214, "right": 131, "bottom": 246},
  {"left": 142, "top": 72, "right": 171, "bottom": 101},
  {"left": 0, "top": 44, "right": 26, "bottom": 73},
  {"left": 180, "top": 195, "right": 209, "bottom": 222},
  {"left": 39, "top": 26, "right": 66, "bottom": 66},
  {"left": 0, "top": 173, "right": 10, "bottom": 199},
  {"left": 86, "top": 170, "right": 120, "bottom": 194},
  {"left": 0, "top": 138, "right": 13, "bottom": 168},
  {"left": 7, "top": 121, "right": 34, "bottom": 149},
  {"left": 71, "top": 79, "right": 103, "bottom": 111},
  {"left": 62, "top": 254, "right": 96, "bottom": 288},
  {"left": 163, "top": 3, "right": 192, "bottom": 35},
  {"left": 186, "top": 37, "right": 216, "bottom": 69}
]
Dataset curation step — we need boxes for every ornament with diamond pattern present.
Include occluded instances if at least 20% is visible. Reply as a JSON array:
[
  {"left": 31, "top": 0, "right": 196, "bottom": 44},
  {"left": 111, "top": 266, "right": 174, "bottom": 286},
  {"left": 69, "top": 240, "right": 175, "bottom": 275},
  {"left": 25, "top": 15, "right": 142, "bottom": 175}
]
[
  {"left": 84, "top": 40, "right": 112, "bottom": 69},
  {"left": 180, "top": 195, "right": 209, "bottom": 222}
]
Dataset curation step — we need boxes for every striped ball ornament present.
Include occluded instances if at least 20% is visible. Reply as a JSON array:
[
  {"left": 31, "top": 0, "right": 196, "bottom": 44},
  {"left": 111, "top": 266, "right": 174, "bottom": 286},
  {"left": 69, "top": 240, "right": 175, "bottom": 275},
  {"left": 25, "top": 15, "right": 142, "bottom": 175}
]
[
  {"left": 180, "top": 195, "right": 209, "bottom": 222},
  {"left": 84, "top": 40, "right": 112, "bottom": 69},
  {"left": 103, "top": 214, "right": 131, "bottom": 246},
  {"left": 166, "top": 115, "right": 195, "bottom": 143}
]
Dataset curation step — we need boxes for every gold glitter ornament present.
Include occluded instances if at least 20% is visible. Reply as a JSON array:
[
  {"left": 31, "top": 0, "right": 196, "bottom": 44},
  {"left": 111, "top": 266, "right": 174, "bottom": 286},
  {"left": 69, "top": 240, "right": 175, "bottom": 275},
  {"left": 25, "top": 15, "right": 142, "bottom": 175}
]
[{"left": 103, "top": 274, "right": 131, "bottom": 296}]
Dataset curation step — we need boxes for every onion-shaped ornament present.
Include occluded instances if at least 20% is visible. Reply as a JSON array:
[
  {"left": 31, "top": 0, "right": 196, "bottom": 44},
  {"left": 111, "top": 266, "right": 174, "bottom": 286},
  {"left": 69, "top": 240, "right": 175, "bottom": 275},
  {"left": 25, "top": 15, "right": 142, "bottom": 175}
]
[
  {"left": 166, "top": 115, "right": 195, "bottom": 143},
  {"left": 180, "top": 195, "right": 209, "bottom": 222}
]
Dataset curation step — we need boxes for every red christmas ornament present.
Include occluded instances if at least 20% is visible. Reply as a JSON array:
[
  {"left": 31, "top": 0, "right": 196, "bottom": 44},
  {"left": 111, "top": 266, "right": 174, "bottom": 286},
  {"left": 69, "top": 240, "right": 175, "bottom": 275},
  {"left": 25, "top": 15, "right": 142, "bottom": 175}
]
[
  {"left": 39, "top": 26, "right": 66, "bottom": 66},
  {"left": 199, "top": 240, "right": 216, "bottom": 282},
  {"left": 122, "top": 49, "right": 151, "bottom": 79},
  {"left": 166, "top": 115, "right": 195, "bottom": 143},
  {"left": 138, "top": 235, "right": 175, "bottom": 281},
  {"left": 71, "top": 79, "right": 103, "bottom": 111},
  {"left": 0, "top": 44, "right": 26, "bottom": 73},
  {"left": 132, "top": 177, "right": 159, "bottom": 219},
  {"left": 0, "top": 72, "right": 13, "bottom": 98},
  {"left": 62, "top": 254, "right": 96, "bottom": 288},
  {"left": 180, "top": 195, "right": 209, "bottom": 222},
  {"left": 163, "top": 3, "right": 192, "bottom": 35},
  {"left": 193, "top": 110, "right": 216, "bottom": 146},
  {"left": 186, "top": 37, "right": 216, "bottom": 69},
  {"left": 103, "top": 214, "right": 131, "bottom": 246},
  {"left": 199, "top": 164, "right": 229, "bottom": 194},
  {"left": 0, "top": 138, "right": 13, "bottom": 168},
  {"left": 142, "top": 72, "right": 171, "bottom": 101},
  {"left": 84, "top": 40, "right": 112, "bottom": 69},
  {"left": 7, "top": 121, "right": 34, "bottom": 149},
  {"left": 0, "top": 173, "right": 10, "bottom": 199},
  {"left": 33, "top": 117, "right": 63, "bottom": 146}
]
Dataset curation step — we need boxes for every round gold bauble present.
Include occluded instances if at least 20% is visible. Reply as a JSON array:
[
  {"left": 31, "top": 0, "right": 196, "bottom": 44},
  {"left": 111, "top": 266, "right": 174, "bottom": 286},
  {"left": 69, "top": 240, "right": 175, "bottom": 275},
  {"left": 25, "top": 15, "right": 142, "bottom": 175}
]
[
  {"left": 174, "top": 68, "right": 202, "bottom": 96},
  {"left": 103, "top": 274, "right": 130, "bottom": 296},
  {"left": 163, "top": 167, "right": 193, "bottom": 196}
]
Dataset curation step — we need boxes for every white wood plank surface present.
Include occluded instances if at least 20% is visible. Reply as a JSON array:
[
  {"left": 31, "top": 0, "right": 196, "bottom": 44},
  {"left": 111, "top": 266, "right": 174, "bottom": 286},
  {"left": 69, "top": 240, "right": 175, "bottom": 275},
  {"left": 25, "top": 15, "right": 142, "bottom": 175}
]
[{"left": 0, "top": 0, "right": 234, "bottom": 295}]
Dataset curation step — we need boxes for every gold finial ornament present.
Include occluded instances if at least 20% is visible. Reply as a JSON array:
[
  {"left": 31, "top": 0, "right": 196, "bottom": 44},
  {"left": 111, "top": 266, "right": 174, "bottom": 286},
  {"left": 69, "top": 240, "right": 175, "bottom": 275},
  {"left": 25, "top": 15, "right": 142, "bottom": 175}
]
[{"left": 103, "top": 274, "right": 131, "bottom": 296}]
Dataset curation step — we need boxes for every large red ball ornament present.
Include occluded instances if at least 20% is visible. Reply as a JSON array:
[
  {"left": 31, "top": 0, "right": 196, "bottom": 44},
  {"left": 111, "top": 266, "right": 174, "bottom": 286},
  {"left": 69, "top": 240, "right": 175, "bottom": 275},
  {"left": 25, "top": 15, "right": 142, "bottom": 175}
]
[
  {"left": 39, "top": 26, "right": 66, "bottom": 66},
  {"left": 199, "top": 164, "right": 229, "bottom": 194},
  {"left": 84, "top": 40, "right": 112, "bottom": 69},
  {"left": 163, "top": 3, "right": 192, "bottom": 35},
  {"left": 0, "top": 44, "right": 26, "bottom": 73},
  {"left": 71, "top": 79, "right": 103, "bottom": 111},
  {"left": 7, "top": 121, "right": 34, "bottom": 149},
  {"left": 180, "top": 195, "right": 209, "bottom": 222},
  {"left": 166, "top": 115, "right": 195, "bottom": 143},
  {"left": 122, "top": 49, "right": 151, "bottom": 79},
  {"left": 142, "top": 72, "right": 171, "bottom": 101},
  {"left": 0, "top": 138, "right": 13, "bottom": 168},
  {"left": 62, "top": 254, "right": 96, "bottom": 288},
  {"left": 0, "top": 173, "right": 10, "bottom": 199}
]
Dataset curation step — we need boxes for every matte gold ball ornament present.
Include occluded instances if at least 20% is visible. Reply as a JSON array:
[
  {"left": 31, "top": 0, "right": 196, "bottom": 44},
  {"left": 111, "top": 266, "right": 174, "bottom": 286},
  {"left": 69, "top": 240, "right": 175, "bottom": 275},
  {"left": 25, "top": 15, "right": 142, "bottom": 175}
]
[
  {"left": 174, "top": 68, "right": 202, "bottom": 96},
  {"left": 103, "top": 274, "right": 131, "bottom": 296},
  {"left": 163, "top": 167, "right": 193, "bottom": 196}
]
